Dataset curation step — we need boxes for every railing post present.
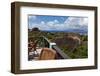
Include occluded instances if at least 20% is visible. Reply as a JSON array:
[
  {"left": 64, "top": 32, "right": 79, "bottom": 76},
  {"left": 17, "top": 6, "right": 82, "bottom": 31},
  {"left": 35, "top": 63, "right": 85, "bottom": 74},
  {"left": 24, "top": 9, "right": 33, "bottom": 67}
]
[
  {"left": 52, "top": 45, "right": 70, "bottom": 59},
  {"left": 41, "top": 36, "right": 70, "bottom": 59},
  {"left": 49, "top": 43, "right": 56, "bottom": 49}
]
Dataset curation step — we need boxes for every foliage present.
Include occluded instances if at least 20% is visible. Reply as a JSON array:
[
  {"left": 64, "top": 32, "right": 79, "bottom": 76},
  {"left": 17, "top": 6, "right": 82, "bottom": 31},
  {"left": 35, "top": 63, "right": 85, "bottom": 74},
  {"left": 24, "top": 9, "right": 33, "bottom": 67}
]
[{"left": 28, "top": 30, "right": 88, "bottom": 59}]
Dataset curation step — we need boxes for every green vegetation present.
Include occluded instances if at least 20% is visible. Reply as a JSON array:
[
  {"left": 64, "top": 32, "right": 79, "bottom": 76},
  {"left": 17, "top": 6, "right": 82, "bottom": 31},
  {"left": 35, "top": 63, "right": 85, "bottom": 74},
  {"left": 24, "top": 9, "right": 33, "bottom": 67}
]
[
  {"left": 28, "top": 30, "right": 88, "bottom": 59},
  {"left": 61, "top": 43, "right": 88, "bottom": 58}
]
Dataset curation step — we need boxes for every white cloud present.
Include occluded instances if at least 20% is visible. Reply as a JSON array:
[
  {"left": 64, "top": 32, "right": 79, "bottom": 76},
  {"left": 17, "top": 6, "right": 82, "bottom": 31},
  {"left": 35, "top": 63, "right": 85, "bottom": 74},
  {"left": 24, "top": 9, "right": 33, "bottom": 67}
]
[
  {"left": 64, "top": 17, "right": 88, "bottom": 29},
  {"left": 43, "top": 20, "right": 59, "bottom": 30},
  {"left": 41, "top": 21, "right": 45, "bottom": 25},
  {"left": 29, "top": 17, "right": 88, "bottom": 31},
  {"left": 54, "top": 20, "right": 59, "bottom": 23},
  {"left": 29, "top": 15, "right": 37, "bottom": 21},
  {"left": 47, "top": 21, "right": 54, "bottom": 26},
  {"left": 65, "top": 17, "right": 88, "bottom": 26},
  {"left": 79, "top": 18, "right": 88, "bottom": 26},
  {"left": 30, "top": 21, "right": 50, "bottom": 30},
  {"left": 28, "top": 16, "right": 37, "bottom": 29},
  {"left": 28, "top": 16, "right": 37, "bottom": 24}
]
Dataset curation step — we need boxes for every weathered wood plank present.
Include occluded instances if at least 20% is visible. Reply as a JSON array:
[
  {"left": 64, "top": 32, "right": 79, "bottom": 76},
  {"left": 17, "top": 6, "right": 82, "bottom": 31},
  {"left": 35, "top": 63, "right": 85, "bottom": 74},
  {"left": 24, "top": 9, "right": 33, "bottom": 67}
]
[{"left": 52, "top": 45, "right": 70, "bottom": 59}]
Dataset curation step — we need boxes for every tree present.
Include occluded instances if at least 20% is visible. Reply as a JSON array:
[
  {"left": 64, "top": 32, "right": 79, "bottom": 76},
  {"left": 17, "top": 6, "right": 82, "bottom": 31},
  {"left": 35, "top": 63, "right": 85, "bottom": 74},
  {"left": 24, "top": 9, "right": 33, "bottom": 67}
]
[
  {"left": 32, "top": 27, "right": 40, "bottom": 32},
  {"left": 28, "top": 28, "right": 31, "bottom": 32}
]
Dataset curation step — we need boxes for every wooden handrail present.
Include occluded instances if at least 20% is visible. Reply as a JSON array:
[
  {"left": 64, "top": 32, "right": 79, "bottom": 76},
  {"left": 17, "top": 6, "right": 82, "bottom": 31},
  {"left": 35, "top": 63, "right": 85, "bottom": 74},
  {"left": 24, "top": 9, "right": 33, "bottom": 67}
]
[
  {"left": 52, "top": 45, "right": 70, "bottom": 59},
  {"left": 28, "top": 36, "right": 70, "bottom": 59}
]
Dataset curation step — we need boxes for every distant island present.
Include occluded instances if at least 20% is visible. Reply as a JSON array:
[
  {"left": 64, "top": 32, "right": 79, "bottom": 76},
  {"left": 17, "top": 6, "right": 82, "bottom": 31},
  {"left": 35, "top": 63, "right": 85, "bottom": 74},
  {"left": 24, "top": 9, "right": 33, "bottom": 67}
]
[{"left": 29, "top": 27, "right": 87, "bottom": 35}]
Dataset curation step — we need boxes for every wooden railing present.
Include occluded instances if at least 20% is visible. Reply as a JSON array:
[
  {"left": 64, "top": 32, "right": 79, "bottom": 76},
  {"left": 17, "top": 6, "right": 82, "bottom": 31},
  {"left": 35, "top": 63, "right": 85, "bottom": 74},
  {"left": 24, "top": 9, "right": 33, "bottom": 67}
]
[
  {"left": 42, "top": 36, "right": 70, "bottom": 59},
  {"left": 52, "top": 45, "right": 70, "bottom": 59},
  {"left": 28, "top": 36, "right": 70, "bottom": 59}
]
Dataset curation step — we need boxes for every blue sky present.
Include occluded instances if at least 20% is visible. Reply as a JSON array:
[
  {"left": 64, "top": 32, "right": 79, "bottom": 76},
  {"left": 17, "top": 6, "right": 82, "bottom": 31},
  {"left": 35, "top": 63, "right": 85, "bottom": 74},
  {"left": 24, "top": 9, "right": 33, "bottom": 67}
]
[{"left": 28, "top": 15, "right": 88, "bottom": 31}]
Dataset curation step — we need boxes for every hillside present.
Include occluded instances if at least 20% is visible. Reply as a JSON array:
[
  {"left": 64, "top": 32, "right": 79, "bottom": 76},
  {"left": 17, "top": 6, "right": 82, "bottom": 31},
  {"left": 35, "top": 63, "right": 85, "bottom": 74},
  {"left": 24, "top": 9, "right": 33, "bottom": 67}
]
[{"left": 28, "top": 29, "right": 88, "bottom": 59}]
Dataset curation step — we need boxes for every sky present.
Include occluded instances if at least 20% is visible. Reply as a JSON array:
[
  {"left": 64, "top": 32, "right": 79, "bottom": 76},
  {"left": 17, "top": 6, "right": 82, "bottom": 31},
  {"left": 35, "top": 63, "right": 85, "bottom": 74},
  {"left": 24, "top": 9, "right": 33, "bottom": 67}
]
[{"left": 28, "top": 15, "right": 88, "bottom": 31}]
